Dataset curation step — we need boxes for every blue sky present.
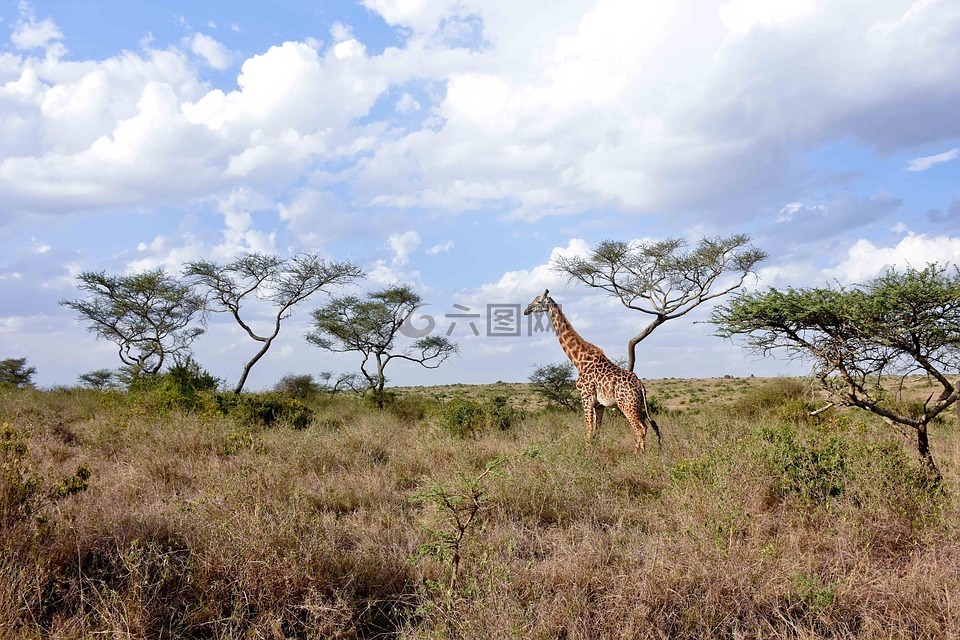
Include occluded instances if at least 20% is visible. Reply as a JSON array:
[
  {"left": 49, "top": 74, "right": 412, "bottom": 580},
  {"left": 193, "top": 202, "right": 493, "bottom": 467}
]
[{"left": 2, "top": 0, "right": 960, "bottom": 390}]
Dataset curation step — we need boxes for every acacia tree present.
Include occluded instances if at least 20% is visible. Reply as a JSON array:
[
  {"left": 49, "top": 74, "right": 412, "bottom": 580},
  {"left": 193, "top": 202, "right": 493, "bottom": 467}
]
[
  {"left": 185, "top": 253, "right": 362, "bottom": 394},
  {"left": 306, "top": 285, "right": 458, "bottom": 409},
  {"left": 712, "top": 263, "right": 960, "bottom": 479},
  {"left": 0, "top": 358, "right": 37, "bottom": 388},
  {"left": 77, "top": 369, "right": 118, "bottom": 390},
  {"left": 61, "top": 270, "right": 204, "bottom": 376},
  {"left": 554, "top": 234, "right": 767, "bottom": 372},
  {"left": 528, "top": 362, "right": 579, "bottom": 411}
]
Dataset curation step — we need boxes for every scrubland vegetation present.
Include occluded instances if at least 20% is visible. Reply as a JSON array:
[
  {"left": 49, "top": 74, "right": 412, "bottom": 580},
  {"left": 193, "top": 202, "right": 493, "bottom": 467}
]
[{"left": 2, "top": 376, "right": 958, "bottom": 638}]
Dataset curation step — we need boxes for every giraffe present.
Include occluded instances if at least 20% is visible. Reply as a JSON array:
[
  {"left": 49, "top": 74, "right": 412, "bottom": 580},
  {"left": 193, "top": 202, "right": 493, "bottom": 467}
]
[{"left": 524, "top": 289, "right": 661, "bottom": 454}]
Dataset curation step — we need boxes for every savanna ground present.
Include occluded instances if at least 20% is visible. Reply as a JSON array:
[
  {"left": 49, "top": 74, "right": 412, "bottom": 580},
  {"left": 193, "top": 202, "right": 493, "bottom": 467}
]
[{"left": 2, "top": 375, "right": 959, "bottom": 639}]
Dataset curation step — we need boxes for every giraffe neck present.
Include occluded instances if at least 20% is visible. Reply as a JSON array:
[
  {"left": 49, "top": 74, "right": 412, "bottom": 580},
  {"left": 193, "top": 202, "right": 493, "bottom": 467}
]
[{"left": 547, "top": 301, "right": 602, "bottom": 370}]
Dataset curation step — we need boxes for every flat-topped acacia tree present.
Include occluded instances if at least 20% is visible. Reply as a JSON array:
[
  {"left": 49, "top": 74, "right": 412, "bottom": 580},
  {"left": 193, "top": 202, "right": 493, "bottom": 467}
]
[
  {"left": 712, "top": 263, "right": 960, "bottom": 480},
  {"left": 185, "top": 252, "right": 362, "bottom": 394},
  {"left": 554, "top": 234, "right": 767, "bottom": 372},
  {"left": 61, "top": 269, "right": 205, "bottom": 377},
  {"left": 306, "top": 284, "right": 458, "bottom": 409}
]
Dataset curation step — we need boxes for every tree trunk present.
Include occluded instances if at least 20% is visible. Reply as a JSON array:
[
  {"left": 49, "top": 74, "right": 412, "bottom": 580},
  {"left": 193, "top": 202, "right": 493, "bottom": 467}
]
[
  {"left": 916, "top": 421, "right": 942, "bottom": 483},
  {"left": 233, "top": 339, "right": 272, "bottom": 394},
  {"left": 374, "top": 368, "right": 386, "bottom": 410},
  {"left": 626, "top": 315, "right": 666, "bottom": 372}
]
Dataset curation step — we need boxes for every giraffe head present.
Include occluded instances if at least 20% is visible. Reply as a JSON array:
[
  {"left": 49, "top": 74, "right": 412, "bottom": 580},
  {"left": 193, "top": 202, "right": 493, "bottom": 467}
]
[{"left": 523, "top": 289, "right": 553, "bottom": 315}]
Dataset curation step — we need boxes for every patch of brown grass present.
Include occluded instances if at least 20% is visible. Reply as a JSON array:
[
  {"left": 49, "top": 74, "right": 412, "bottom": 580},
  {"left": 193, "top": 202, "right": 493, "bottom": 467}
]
[{"left": 1, "top": 381, "right": 958, "bottom": 638}]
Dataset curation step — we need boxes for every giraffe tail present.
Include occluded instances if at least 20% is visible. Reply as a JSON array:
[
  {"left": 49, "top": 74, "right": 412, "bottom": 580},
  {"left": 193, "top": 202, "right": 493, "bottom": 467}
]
[
  {"left": 650, "top": 416, "right": 662, "bottom": 448},
  {"left": 638, "top": 378, "right": 662, "bottom": 448}
]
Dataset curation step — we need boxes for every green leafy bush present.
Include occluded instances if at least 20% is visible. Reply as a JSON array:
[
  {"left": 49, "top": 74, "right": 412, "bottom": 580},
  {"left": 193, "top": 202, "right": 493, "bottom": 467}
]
[
  {"left": 222, "top": 429, "right": 255, "bottom": 456},
  {"left": 758, "top": 423, "right": 849, "bottom": 505},
  {"left": 437, "top": 396, "right": 521, "bottom": 437},
  {"left": 848, "top": 438, "right": 945, "bottom": 529},
  {"left": 439, "top": 398, "right": 485, "bottom": 437},
  {"left": 216, "top": 393, "right": 314, "bottom": 429},
  {"left": 274, "top": 373, "right": 322, "bottom": 401},
  {"left": 128, "top": 356, "right": 221, "bottom": 412},
  {"left": 484, "top": 395, "right": 516, "bottom": 431}
]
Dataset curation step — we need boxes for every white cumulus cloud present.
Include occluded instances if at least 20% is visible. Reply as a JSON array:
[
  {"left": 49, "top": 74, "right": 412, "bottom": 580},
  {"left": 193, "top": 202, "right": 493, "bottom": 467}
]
[
  {"left": 11, "top": 2, "right": 63, "bottom": 51},
  {"left": 388, "top": 230, "right": 421, "bottom": 266},
  {"left": 827, "top": 232, "right": 960, "bottom": 283},
  {"left": 190, "top": 33, "right": 233, "bottom": 70}
]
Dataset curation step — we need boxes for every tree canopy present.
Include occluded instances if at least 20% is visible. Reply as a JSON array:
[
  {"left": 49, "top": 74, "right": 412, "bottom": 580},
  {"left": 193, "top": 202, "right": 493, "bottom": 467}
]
[
  {"left": 60, "top": 270, "right": 204, "bottom": 376},
  {"left": 0, "top": 358, "right": 37, "bottom": 388},
  {"left": 712, "top": 263, "right": 960, "bottom": 478},
  {"left": 77, "top": 369, "right": 118, "bottom": 390},
  {"left": 555, "top": 234, "right": 766, "bottom": 371},
  {"left": 306, "top": 285, "right": 458, "bottom": 409},
  {"left": 185, "top": 252, "right": 362, "bottom": 393},
  {"left": 528, "top": 362, "right": 579, "bottom": 411}
]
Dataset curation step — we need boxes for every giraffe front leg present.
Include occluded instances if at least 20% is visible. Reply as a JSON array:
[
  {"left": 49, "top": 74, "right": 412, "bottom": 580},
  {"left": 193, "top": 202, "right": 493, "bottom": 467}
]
[{"left": 580, "top": 391, "right": 596, "bottom": 444}]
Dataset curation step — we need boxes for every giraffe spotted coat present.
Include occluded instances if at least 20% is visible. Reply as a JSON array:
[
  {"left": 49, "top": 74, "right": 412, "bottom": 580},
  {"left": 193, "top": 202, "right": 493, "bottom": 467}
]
[{"left": 524, "top": 290, "right": 661, "bottom": 454}]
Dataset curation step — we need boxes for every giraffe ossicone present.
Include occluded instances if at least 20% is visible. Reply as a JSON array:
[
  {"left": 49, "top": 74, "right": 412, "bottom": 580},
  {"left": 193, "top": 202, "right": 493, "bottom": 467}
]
[{"left": 524, "top": 290, "right": 661, "bottom": 454}]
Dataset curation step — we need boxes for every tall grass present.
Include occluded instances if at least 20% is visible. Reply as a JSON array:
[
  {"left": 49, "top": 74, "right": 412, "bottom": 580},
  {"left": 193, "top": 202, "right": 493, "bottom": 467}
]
[{"left": 1, "top": 380, "right": 958, "bottom": 638}]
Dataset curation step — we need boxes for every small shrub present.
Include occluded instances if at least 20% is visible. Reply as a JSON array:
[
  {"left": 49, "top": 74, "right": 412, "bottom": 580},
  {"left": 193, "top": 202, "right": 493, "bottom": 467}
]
[
  {"left": 362, "top": 389, "right": 399, "bottom": 411},
  {"left": 484, "top": 395, "right": 517, "bottom": 431},
  {"left": 222, "top": 429, "right": 255, "bottom": 456},
  {"left": 728, "top": 378, "right": 808, "bottom": 419},
  {"left": 439, "top": 398, "right": 486, "bottom": 438},
  {"left": 317, "top": 416, "right": 348, "bottom": 430},
  {"left": 848, "top": 438, "right": 946, "bottom": 538},
  {"left": 410, "top": 463, "right": 501, "bottom": 594},
  {"left": 207, "top": 392, "right": 314, "bottom": 428},
  {"left": 778, "top": 397, "right": 821, "bottom": 425},
  {"left": 51, "top": 465, "right": 91, "bottom": 499},
  {"left": 388, "top": 395, "right": 438, "bottom": 422},
  {"left": 789, "top": 572, "right": 839, "bottom": 615},
  {"left": 669, "top": 457, "right": 714, "bottom": 484},
  {"left": 274, "top": 373, "right": 321, "bottom": 401},
  {"left": 435, "top": 396, "right": 519, "bottom": 437},
  {"left": 128, "top": 356, "right": 221, "bottom": 412},
  {"left": 758, "top": 423, "right": 848, "bottom": 506},
  {"left": 644, "top": 393, "right": 665, "bottom": 416}
]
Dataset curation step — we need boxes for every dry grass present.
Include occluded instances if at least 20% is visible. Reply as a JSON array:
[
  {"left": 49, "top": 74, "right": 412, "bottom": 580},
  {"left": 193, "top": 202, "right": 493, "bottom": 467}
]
[
  {"left": 399, "top": 374, "right": 948, "bottom": 413},
  {"left": 1, "top": 378, "right": 958, "bottom": 639}
]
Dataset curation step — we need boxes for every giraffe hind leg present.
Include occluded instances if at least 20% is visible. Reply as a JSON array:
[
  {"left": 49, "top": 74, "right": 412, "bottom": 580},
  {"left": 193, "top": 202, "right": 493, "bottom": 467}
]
[{"left": 620, "top": 395, "right": 648, "bottom": 455}]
